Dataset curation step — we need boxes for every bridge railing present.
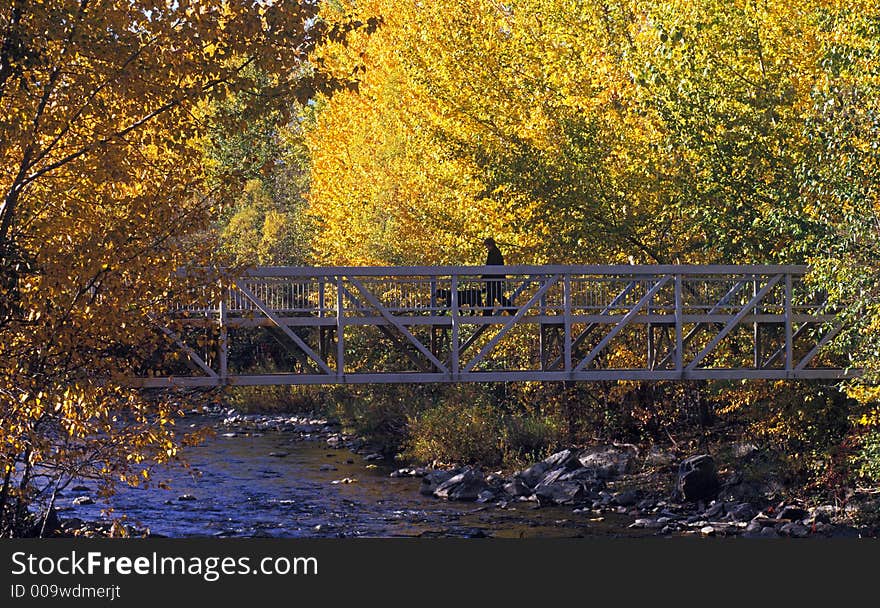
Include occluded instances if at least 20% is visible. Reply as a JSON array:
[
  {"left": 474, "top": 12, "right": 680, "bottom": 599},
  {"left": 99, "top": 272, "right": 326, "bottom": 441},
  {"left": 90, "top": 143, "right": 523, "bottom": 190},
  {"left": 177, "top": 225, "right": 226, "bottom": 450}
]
[
  {"left": 146, "top": 264, "right": 849, "bottom": 388},
  {"left": 176, "top": 265, "right": 825, "bottom": 318}
]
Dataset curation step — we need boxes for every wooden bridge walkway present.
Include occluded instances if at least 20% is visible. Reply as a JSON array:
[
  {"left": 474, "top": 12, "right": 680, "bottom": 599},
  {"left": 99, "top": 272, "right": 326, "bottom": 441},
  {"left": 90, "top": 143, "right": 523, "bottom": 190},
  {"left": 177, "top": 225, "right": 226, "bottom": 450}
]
[{"left": 133, "top": 265, "right": 856, "bottom": 387}]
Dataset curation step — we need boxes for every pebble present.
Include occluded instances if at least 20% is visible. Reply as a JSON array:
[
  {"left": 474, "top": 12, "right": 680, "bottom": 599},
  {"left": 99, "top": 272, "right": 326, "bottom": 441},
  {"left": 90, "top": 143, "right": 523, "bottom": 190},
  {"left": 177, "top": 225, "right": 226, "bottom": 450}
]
[
  {"left": 72, "top": 496, "right": 93, "bottom": 506},
  {"left": 700, "top": 525, "right": 716, "bottom": 536},
  {"left": 269, "top": 452, "right": 288, "bottom": 458},
  {"left": 331, "top": 478, "right": 358, "bottom": 484},
  {"left": 178, "top": 494, "right": 197, "bottom": 501}
]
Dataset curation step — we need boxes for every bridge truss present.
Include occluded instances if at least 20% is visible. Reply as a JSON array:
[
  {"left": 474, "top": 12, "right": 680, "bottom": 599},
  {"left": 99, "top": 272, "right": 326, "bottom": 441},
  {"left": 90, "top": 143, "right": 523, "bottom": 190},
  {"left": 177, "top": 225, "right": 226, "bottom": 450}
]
[{"left": 133, "top": 265, "right": 855, "bottom": 387}]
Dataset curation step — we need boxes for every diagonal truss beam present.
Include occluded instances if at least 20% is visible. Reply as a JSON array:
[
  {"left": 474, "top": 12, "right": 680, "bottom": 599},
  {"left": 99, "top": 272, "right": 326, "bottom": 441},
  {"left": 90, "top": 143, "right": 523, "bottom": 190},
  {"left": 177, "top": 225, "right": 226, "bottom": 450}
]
[
  {"left": 456, "top": 278, "right": 538, "bottom": 359},
  {"left": 547, "top": 280, "right": 638, "bottom": 371},
  {"left": 762, "top": 300, "right": 828, "bottom": 368},
  {"left": 795, "top": 321, "right": 845, "bottom": 371},
  {"left": 686, "top": 274, "right": 782, "bottom": 370},
  {"left": 152, "top": 318, "right": 218, "bottom": 378},
  {"left": 463, "top": 276, "right": 560, "bottom": 372},
  {"left": 348, "top": 277, "right": 448, "bottom": 373},
  {"left": 656, "top": 279, "right": 747, "bottom": 369},
  {"left": 235, "top": 281, "right": 333, "bottom": 375},
  {"left": 575, "top": 276, "right": 671, "bottom": 371},
  {"left": 340, "top": 284, "right": 435, "bottom": 372}
]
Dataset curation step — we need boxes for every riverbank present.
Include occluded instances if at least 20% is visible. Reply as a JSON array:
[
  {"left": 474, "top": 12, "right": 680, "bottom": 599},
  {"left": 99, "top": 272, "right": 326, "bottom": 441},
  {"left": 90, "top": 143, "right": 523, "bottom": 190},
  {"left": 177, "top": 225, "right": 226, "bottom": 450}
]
[
  {"left": 40, "top": 408, "right": 880, "bottom": 539},
  {"left": 217, "top": 410, "right": 880, "bottom": 539}
]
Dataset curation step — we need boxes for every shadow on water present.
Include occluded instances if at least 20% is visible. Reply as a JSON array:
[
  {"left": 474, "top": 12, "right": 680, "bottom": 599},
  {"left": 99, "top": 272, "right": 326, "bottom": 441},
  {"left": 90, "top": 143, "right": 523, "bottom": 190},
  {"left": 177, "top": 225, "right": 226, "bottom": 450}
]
[{"left": 63, "top": 417, "right": 647, "bottom": 539}]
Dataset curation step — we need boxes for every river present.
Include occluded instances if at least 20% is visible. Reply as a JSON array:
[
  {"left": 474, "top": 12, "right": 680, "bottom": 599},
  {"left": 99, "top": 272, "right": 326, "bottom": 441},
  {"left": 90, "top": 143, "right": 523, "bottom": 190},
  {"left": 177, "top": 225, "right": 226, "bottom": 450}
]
[{"left": 60, "top": 415, "right": 645, "bottom": 538}]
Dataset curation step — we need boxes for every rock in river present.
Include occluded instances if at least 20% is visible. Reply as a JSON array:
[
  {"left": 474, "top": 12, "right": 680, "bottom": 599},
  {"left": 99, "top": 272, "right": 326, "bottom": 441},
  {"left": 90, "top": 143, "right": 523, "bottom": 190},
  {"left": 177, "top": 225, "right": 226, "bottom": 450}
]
[
  {"left": 433, "top": 467, "right": 489, "bottom": 502},
  {"left": 515, "top": 449, "right": 579, "bottom": 489},
  {"left": 534, "top": 481, "right": 585, "bottom": 506},
  {"left": 776, "top": 505, "right": 809, "bottom": 522},
  {"left": 578, "top": 446, "right": 636, "bottom": 480},
  {"left": 726, "top": 503, "right": 758, "bottom": 523},
  {"left": 420, "top": 470, "right": 456, "bottom": 496},
  {"left": 503, "top": 477, "right": 532, "bottom": 497},
  {"left": 676, "top": 454, "right": 719, "bottom": 502}
]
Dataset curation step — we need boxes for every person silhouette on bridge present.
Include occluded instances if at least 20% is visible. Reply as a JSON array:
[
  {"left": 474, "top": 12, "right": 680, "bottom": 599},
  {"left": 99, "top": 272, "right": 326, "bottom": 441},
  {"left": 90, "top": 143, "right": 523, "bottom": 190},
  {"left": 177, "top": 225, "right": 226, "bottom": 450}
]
[{"left": 482, "top": 237, "right": 514, "bottom": 315}]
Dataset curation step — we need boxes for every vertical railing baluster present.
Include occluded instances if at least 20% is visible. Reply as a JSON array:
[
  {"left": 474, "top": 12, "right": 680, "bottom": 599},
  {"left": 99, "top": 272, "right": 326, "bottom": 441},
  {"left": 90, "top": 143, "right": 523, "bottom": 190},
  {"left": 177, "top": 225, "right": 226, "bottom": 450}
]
[
  {"left": 785, "top": 272, "right": 793, "bottom": 373},
  {"left": 451, "top": 274, "right": 459, "bottom": 378},
  {"left": 753, "top": 274, "right": 760, "bottom": 369},
  {"left": 336, "top": 276, "right": 345, "bottom": 378},
  {"left": 219, "top": 282, "right": 228, "bottom": 383},
  {"left": 675, "top": 273, "right": 683, "bottom": 374},
  {"left": 564, "top": 273, "right": 572, "bottom": 373}
]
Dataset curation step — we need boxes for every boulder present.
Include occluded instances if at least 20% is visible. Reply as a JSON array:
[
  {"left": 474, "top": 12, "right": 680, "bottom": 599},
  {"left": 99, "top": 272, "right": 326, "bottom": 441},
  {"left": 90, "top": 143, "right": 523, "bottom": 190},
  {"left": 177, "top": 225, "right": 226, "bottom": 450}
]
[
  {"left": 390, "top": 467, "right": 428, "bottom": 478},
  {"left": 810, "top": 505, "right": 835, "bottom": 524},
  {"left": 503, "top": 477, "right": 532, "bottom": 497},
  {"left": 726, "top": 503, "right": 758, "bottom": 523},
  {"left": 630, "top": 518, "right": 664, "bottom": 529},
  {"left": 476, "top": 489, "right": 498, "bottom": 504},
  {"left": 420, "top": 470, "right": 455, "bottom": 496},
  {"left": 676, "top": 455, "right": 719, "bottom": 502},
  {"left": 611, "top": 490, "right": 641, "bottom": 507},
  {"left": 534, "top": 481, "right": 586, "bottom": 506},
  {"left": 515, "top": 449, "right": 579, "bottom": 488},
  {"left": 703, "top": 501, "right": 725, "bottom": 519},
  {"left": 779, "top": 522, "right": 810, "bottom": 538},
  {"left": 776, "top": 505, "right": 809, "bottom": 522},
  {"left": 744, "top": 520, "right": 763, "bottom": 535},
  {"left": 578, "top": 446, "right": 636, "bottom": 480},
  {"left": 72, "top": 496, "right": 94, "bottom": 506},
  {"left": 434, "top": 468, "right": 488, "bottom": 501}
]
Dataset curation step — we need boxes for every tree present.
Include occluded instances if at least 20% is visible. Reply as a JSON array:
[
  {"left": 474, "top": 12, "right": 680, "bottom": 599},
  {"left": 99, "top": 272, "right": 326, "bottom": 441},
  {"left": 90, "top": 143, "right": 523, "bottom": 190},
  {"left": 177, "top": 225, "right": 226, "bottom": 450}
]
[{"left": 0, "top": 0, "right": 320, "bottom": 536}]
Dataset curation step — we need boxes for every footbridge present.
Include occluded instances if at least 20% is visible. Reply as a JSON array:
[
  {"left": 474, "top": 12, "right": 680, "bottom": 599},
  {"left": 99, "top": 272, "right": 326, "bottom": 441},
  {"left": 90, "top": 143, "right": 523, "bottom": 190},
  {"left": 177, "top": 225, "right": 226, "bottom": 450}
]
[{"left": 134, "top": 265, "right": 856, "bottom": 388}]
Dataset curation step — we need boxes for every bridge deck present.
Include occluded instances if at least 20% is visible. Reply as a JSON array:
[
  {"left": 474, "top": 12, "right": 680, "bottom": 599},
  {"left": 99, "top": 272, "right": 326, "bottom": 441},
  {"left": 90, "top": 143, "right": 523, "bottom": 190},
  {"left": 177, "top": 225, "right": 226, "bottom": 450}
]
[{"left": 134, "top": 265, "right": 856, "bottom": 387}]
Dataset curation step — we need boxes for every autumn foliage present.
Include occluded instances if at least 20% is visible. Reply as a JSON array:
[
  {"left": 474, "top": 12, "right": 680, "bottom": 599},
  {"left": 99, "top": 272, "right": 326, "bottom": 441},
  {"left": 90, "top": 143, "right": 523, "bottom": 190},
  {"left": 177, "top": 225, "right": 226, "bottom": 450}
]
[
  {"left": 4, "top": 0, "right": 880, "bottom": 536},
  {"left": 305, "top": 1, "right": 880, "bottom": 482},
  {"left": 0, "top": 0, "right": 319, "bottom": 536}
]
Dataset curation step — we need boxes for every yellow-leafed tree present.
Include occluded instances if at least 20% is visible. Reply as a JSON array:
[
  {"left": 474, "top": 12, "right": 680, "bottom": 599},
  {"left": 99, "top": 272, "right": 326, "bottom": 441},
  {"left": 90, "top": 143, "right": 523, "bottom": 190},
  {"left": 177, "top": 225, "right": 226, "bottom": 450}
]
[{"left": 0, "top": 0, "right": 319, "bottom": 536}]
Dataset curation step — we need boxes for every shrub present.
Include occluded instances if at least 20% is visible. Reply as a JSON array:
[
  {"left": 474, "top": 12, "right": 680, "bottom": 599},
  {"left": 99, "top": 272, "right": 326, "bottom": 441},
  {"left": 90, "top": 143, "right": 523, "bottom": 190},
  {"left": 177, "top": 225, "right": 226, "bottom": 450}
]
[{"left": 405, "top": 400, "right": 504, "bottom": 467}]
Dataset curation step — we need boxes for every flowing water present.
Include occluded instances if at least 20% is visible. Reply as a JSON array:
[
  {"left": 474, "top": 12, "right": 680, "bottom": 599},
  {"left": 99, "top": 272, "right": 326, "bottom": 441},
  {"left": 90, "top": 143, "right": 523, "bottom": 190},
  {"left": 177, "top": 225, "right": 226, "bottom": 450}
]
[{"left": 61, "top": 416, "right": 643, "bottom": 538}]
